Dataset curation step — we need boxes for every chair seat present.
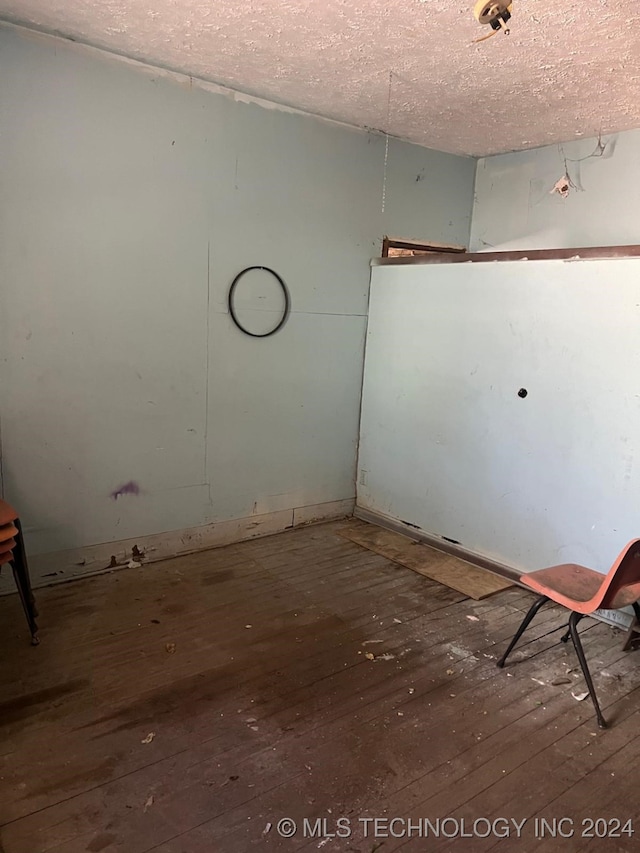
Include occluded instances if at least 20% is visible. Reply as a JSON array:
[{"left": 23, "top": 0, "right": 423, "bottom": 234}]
[
  {"left": 0, "top": 522, "right": 19, "bottom": 542},
  {"left": 0, "top": 499, "right": 18, "bottom": 526},
  {"left": 522, "top": 563, "right": 640, "bottom": 613}
]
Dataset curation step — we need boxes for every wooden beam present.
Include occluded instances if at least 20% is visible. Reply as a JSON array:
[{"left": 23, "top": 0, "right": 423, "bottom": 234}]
[{"left": 373, "top": 244, "right": 640, "bottom": 266}]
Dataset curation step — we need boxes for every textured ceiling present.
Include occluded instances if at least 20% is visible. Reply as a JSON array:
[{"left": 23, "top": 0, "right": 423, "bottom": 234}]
[{"left": 1, "top": 1, "right": 639, "bottom": 156}]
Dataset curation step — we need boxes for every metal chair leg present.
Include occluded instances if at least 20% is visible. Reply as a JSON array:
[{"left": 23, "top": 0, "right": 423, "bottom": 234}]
[
  {"left": 10, "top": 519, "right": 39, "bottom": 645},
  {"left": 497, "top": 595, "right": 549, "bottom": 668},
  {"left": 561, "top": 613, "right": 584, "bottom": 643},
  {"left": 622, "top": 601, "right": 640, "bottom": 651},
  {"left": 568, "top": 611, "right": 606, "bottom": 729}
]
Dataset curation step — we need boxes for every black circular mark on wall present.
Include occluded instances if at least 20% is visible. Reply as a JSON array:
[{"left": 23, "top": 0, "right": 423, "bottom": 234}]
[
  {"left": 518, "top": 388, "right": 528, "bottom": 398},
  {"left": 228, "top": 266, "right": 291, "bottom": 338}
]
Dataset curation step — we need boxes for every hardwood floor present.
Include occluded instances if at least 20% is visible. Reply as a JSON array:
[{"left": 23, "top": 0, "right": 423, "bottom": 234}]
[{"left": 1, "top": 521, "right": 639, "bottom": 852}]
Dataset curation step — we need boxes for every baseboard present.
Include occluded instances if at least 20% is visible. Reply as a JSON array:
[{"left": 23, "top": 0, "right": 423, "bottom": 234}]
[
  {"left": 4, "top": 498, "right": 633, "bottom": 633},
  {"left": 354, "top": 506, "right": 634, "bottom": 630},
  {"left": 0, "top": 497, "right": 355, "bottom": 594},
  {"left": 354, "top": 505, "right": 520, "bottom": 582}
]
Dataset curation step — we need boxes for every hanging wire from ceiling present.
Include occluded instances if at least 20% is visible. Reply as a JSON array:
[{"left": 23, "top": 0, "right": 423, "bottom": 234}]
[
  {"left": 554, "top": 132, "right": 609, "bottom": 195},
  {"left": 381, "top": 70, "right": 393, "bottom": 214},
  {"left": 562, "top": 133, "right": 608, "bottom": 164}
]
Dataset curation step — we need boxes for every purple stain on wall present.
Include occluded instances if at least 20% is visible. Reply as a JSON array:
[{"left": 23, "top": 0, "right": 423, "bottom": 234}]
[{"left": 111, "top": 481, "right": 141, "bottom": 500}]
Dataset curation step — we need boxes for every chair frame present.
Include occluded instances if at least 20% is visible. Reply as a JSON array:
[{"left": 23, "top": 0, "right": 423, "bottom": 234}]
[
  {"left": 2, "top": 515, "right": 39, "bottom": 645},
  {"left": 497, "top": 594, "right": 640, "bottom": 729}
]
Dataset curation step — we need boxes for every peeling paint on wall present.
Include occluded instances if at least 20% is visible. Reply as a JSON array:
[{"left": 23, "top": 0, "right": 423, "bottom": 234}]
[{"left": 550, "top": 175, "right": 571, "bottom": 198}]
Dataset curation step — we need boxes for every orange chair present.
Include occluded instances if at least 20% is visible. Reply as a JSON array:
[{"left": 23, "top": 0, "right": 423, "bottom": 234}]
[
  {"left": 497, "top": 540, "right": 640, "bottom": 728},
  {"left": 0, "top": 500, "right": 39, "bottom": 644}
]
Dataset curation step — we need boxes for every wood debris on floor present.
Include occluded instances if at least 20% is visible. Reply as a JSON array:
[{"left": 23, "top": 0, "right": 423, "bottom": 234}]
[
  {"left": 0, "top": 520, "right": 638, "bottom": 852},
  {"left": 339, "top": 519, "right": 513, "bottom": 599}
]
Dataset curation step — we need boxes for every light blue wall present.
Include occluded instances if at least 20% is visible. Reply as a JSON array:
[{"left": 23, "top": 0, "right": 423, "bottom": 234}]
[
  {"left": 0, "top": 24, "right": 475, "bottom": 559},
  {"left": 360, "top": 258, "right": 640, "bottom": 580},
  {"left": 470, "top": 129, "right": 640, "bottom": 251}
]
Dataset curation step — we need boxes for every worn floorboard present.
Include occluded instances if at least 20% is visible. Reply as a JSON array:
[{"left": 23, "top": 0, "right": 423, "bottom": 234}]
[
  {"left": 338, "top": 520, "right": 513, "bottom": 599},
  {"left": 1, "top": 521, "right": 638, "bottom": 853}
]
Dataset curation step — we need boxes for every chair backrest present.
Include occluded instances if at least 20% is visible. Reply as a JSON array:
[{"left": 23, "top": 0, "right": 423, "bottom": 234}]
[{"left": 598, "top": 538, "right": 640, "bottom": 609}]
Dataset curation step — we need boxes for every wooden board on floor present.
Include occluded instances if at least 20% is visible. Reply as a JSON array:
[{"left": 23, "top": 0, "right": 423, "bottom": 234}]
[{"left": 338, "top": 520, "right": 512, "bottom": 599}]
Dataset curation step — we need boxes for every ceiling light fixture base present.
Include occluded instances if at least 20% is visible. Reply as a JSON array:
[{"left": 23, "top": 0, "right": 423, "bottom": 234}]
[{"left": 473, "top": 1, "right": 513, "bottom": 41}]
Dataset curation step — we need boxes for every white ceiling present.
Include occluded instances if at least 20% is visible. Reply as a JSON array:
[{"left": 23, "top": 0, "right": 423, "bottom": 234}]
[{"left": 1, "top": 1, "right": 639, "bottom": 157}]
